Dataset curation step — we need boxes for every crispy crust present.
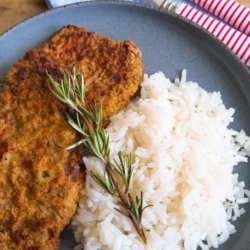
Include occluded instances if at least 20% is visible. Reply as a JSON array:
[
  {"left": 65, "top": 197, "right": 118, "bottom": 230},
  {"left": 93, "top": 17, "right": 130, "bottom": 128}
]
[{"left": 0, "top": 25, "right": 143, "bottom": 250}]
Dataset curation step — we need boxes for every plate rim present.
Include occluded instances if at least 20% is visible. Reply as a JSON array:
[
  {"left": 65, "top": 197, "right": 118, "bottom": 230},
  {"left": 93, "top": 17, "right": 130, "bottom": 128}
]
[
  {"left": 1, "top": 1, "right": 250, "bottom": 249},
  {"left": 1, "top": 0, "right": 250, "bottom": 80}
]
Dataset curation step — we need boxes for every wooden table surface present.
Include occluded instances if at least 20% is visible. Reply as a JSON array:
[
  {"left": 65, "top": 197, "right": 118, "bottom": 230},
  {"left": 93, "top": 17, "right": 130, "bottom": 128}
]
[{"left": 0, "top": 0, "right": 250, "bottom": 35}]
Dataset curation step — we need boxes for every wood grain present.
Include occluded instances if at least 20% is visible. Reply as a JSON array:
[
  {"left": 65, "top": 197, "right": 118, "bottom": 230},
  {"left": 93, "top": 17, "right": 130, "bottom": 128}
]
[
  {"left": 0, "top": 0, "right": 250, "bottom": 35},
  {"left": 0, "top": 0, "right": 47, "bottom": 35},
  {"left": 240, "top": 0, "right": 250, "bottom": 8}
]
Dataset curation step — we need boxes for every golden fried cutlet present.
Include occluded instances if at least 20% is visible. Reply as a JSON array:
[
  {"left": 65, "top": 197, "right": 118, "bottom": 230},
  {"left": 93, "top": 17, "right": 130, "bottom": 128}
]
[{"left": 0, "top": 25, "right": 143, "bottom": 250}]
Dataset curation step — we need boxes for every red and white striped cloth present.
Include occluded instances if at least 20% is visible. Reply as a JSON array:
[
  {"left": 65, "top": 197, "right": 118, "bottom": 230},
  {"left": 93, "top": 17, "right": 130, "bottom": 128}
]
[
  {"left": 174, "top": 2, "right": 250, "bottom": 67},
  {"left": 191, "top": 0, "right": 250, "bottom": 36}
]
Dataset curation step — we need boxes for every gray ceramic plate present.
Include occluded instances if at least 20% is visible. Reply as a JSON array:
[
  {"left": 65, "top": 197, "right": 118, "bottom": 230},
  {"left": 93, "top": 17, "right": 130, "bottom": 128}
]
[{"left": 0, "top": 1, "right": 250, "bottom": 249}]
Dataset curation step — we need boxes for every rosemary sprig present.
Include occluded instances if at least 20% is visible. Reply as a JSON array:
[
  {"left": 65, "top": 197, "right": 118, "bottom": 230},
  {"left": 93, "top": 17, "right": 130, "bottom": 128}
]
[{"left": 47, "top": 66, "right": 150, "bottom": 244}]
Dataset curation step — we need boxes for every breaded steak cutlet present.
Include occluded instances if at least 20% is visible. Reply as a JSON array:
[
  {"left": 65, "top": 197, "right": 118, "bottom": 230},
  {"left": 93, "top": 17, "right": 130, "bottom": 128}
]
[{"left": 0, "top": 25, "right": 143, "bottom": 250}]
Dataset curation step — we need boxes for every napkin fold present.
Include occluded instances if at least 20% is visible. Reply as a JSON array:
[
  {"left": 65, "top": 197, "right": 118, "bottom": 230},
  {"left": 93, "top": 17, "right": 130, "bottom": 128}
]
[
  {"left": 45, "top": 0, "right": 152, "bottom": 9},
  {"left": 45, "top": 0, "right": 83, "bottom": 8}
]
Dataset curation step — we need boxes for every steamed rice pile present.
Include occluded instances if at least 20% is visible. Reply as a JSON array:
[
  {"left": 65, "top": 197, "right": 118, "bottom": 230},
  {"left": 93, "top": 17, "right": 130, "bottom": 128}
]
[{"left": 72, "top": 71, "right": 250, "bottom": 250}]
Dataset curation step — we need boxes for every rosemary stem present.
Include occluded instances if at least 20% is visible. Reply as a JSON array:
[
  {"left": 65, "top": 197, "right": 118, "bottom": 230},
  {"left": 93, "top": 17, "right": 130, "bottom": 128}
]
[
  {"left": 105, "top": 163, "right": 130, "bottom": 208},
  {"left": 105, "top": 163, "right": 147, "bottom": 244},
  {"left": 129, "top": 212, "right": 147, "bottom": 244}
]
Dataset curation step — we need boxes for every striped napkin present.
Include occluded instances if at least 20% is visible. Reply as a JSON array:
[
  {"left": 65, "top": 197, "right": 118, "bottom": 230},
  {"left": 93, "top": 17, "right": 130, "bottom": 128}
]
[
  {"left": 45, "top": 0, "right": 250, "bottom": 67},
  {"left": 173, "top": 0, "right": 250, "bottom": 67}
]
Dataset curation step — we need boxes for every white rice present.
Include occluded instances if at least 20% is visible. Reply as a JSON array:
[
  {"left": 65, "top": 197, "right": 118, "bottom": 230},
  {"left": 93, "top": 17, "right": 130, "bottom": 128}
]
[{"left": 71, "top": 71, "right": 249, "bottom": 250}]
